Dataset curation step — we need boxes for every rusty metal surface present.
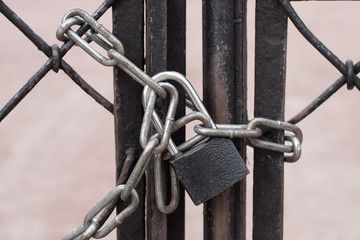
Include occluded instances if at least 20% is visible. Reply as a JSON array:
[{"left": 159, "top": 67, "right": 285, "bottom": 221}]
[
  {"left": 203, "top": 0, "right": 248, "bottom": 239},
  {"left": 253, "top": 0, "right": 288, "bottom": 239},
  {"left": 112, "top": 0, "right": 145, "bottom": 239}
]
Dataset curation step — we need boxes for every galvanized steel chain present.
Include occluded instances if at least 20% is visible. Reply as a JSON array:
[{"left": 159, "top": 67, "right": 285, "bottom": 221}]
[{"left": 56, "top": 8, "right": 303, "bottom": 239}]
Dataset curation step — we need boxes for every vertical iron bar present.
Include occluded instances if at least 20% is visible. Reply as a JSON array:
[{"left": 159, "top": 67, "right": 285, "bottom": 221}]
[
  {"left": 145, "top": 0, "right": 168, "bottom": 239},
  {"left": 233, "top": 0, "right": 248, "bottom": 239},
  {"left": 203, "top": 0, "right": 247, "bottom": 239},
  {"left": 253, "top": 0, "right": 288, "bottom": 239},
  {"left": 112, "top": 1, "right": 145, "bottom": 239},
  {"left": 166, "top": 0, "right": 186, "bottom": 239}
]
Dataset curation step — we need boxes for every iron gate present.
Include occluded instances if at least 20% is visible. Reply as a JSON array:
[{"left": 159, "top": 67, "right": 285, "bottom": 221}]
[{"left": 1, "top": 0, "right": 359, "bottom": 239}]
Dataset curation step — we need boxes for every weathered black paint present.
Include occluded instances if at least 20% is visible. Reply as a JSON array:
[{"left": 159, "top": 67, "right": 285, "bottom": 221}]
[
  {"left": 145, "top": 0, "right": 168, "bottom": 239},
  {"left": 203, "top": 0, "right": 248, "bottom": 239},
  {"left": 233, "top": 1, "right": 248, "bottom": 239},
  {"left": 253, "top": 0, "right": 288, "bottom": 239},
  {"left": 112, "top": 1, "right": 145, "bottom": 239}
]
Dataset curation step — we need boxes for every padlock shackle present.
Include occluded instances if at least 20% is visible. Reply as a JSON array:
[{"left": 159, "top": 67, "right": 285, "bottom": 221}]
[
  {"left": 151, "top": 71, "right": 216, "bottom": 128},
  {"left": 142, "top": 71, "right": 217, "bottom": 156}
]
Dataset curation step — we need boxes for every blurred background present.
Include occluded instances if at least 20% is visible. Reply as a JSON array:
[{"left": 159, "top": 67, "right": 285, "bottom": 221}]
[{"left": 1, "top": 0, "right": 360, "bottom": 239}]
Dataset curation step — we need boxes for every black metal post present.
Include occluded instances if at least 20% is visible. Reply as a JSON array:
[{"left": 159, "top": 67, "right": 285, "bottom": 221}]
[
  {"left": 253, "top": 0, "right": 288, "bottom": 239},
  {"left": 233, "top": 0, "right": 248, "bottom": 238},
  {"left": 166, "top": 0, "right": 186, "bottom": 239},
  {"left": 145, "top": 0, "right": 168, "bottom": 239},
  {"left": 203, "top": 0, "right": 247, "bottom": 239},
  {"left": 112, "top": 1, "right": 145, "bottom": 239}
]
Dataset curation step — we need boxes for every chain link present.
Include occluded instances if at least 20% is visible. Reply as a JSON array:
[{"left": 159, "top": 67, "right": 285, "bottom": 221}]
[
  {"left": 121, "top": 136, "right": 159, "bottom": 201},
  {"left": 154, "top": 153, "right": 180, "bottom": 214},
  {"left": 247, "top": 118, "right": 303, "bottom": 162},
  {"left": 57, "top": 9, "right": 123, "bottom": 66},
  {"left": 194, "top": 118, "right": 302, "bottom": 162},
  {"left": 62, "top": 185, "right": 139, "bottom": 240},
  {"left": 56, "top": 8, "right": 167, "bottom": 98},
  {"left": 247, "top": 117, "right": 303, "bottom": 152},
  {"left": 140, "top": 82, "right": 178, "bottom": 154},
  {"left": 57, "top": 8, "right": 304, "bottom": 239},
  {"left": 284, "top": 134, "right": 301, "bottom": 163},
  {"left": 194, "top": 124, "right": 262, "bottom": 139}
]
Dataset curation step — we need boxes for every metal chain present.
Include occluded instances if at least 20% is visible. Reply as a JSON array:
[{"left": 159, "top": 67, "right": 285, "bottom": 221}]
[
  {"left": 56, "top": 8, "right": 304, "bottom": 239},
  {"left": 194, "top": 118, "right": 302, "bottom": 162},
  {"left": 62, "top": 185, "right": 139, "bottom": 240},
  {"left": 140, "top": 82, "right": 179, "bottom": 154},
  {"left": 56, "top": 8, "right": 167, "bottom": 98}
]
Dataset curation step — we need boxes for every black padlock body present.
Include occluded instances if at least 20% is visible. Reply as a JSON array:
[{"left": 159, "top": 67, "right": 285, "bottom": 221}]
[{"left": 170, "top": 137, "right": 249, "bottom": 205}]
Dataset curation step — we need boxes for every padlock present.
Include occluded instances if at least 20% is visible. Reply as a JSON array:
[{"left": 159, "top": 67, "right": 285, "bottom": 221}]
[
  {"left": 142, "top": 71, "right": 249, "bottom": 205},
  {"left": 170, "top": 137, "right": 249, "bottom": 205}
]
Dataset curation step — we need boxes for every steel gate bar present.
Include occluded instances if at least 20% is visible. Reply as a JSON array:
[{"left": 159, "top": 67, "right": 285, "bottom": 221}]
[
  {"left": 166, "top": 0, "right": 186, "bottom": 239},
  {"left": 203, "top": 0, "right": 247, "bottom": 239},
  {"left": 253, "top": 0, "right": 288, "bottom": 239},
  {"left": 233, "top": 0, "right": 248, "bottom": 238},
  {"left": 112, "top": 1, "right": 145, "bottom": 239},
  {"left": 145, "top": 0, "right": 168, "bottom": 239}
]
